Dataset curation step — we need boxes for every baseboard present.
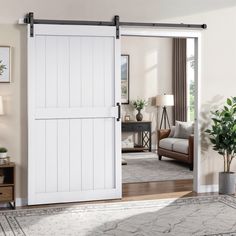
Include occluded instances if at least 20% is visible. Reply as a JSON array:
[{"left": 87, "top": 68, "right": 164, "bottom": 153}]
[
  {"left": 0, "top": 198, "right": 27, "bottom": 208},
  {"left": 16, "top": 198, "right": 28, "bottom": 207},
  {"left": 198, "top": 184, "right": 219, "bottom": 193}
]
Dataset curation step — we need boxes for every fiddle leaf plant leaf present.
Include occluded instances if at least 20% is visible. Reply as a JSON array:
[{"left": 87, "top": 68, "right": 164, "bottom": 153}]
[{"left": 227, "top": 98, "right": 232, "bottom": 106}]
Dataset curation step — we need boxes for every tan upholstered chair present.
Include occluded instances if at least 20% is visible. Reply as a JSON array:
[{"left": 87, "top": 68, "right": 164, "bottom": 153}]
[{"left": 157, "top": 129, "right": 194, "bottom": 170}]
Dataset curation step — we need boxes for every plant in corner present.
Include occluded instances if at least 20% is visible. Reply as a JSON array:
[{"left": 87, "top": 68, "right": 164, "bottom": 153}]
[
  {"left": 0, "top": 147, "right": 8, "bottom": 159},
  {"left": 205, "top": 97, "right": 236, "bottom": 194},
  {"left": 132, "top": 99, "right": 148, "bottom": 121}
]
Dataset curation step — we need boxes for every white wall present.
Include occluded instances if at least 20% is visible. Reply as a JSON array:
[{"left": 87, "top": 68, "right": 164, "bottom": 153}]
[
  {"left": 0, "top": 1, "right": 236, "bottom": 200},
  {"left": 121, "top": 36, "right": 173, "bottom": 149}
]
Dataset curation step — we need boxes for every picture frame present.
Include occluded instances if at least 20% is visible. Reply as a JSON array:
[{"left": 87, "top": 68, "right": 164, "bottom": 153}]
[
  {"left": 121, "top": 54, "right": 129, "bottom": 104},
  {"left": 124, "top": 115, "right": 130, "bottom": 122},
  {"left": 0, "top": 46, "right": 11, "bottom": 83}
]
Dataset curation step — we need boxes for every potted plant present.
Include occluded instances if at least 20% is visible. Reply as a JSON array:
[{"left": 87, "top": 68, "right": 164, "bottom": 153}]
[
  {"left": 0, "top": 148, "right": 8, "bottom": 158},
  {"left": 132, "top": 99, "right": 148, "bottom": 121},
  {"left": 206, "top": 97, "right": 236, "bottom": 194}
]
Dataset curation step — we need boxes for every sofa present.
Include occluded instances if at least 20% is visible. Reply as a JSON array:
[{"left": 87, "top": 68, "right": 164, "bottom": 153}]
[{"left": 157, "top": 124, "right": 194, "bottom": 170}]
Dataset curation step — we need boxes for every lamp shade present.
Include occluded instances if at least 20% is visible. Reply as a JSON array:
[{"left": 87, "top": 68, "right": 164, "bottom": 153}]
[
  {"left": 0, "top": 96, "right": 4, "bottom": 115},
  {"left": 156, "top": 94, "right": 174, "bottom": 107}
]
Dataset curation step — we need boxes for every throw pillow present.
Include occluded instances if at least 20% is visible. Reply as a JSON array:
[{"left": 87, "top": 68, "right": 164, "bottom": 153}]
[
  {"left": 168, "top": 126, "right": 176, "bottom": 137},
  {"left": 173, "top": 121, "right": 194, "bottom": 139}
]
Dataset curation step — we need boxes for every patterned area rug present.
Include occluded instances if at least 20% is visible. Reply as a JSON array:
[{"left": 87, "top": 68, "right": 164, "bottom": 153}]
[
  {"left": 122, "top": 152, "right": 193, "bottom": 183},
  {"left": 1, "top": 196, "right": 236, "bottom": 235}
]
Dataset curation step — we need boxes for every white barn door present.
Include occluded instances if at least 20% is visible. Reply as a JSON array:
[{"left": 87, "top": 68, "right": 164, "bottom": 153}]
[{"left": 28, "top": 25, "right": 121, "bottom": 205}]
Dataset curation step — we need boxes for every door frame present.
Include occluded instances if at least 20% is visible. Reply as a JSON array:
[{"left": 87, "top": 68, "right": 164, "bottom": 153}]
[{"left": 120, "top": 27, "right": 202, "bottom": 193}]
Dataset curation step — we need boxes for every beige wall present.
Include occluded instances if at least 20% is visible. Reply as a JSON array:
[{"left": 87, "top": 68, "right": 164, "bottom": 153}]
[
  {"left": 0, "top": 24, "right": 27, "bottom": 200},
  {"left": 1, "top": 1, "right": 236, "bottom": 200},
  {"left": 121, "top": 36, "right": 173, "bottom": 149}
]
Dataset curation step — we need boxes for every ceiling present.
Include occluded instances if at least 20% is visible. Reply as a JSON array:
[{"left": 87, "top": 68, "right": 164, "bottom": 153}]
[
  {"left": 155, "top": 0, "right": 236, "bottom": 20},
  {"left": 1, "top": 0, "right": 236, "bottom": 24}
]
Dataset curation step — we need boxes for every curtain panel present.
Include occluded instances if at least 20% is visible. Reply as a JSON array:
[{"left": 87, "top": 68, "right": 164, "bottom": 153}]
[{"left": 173, "top": 38, "right": 187, "bottom": 123}]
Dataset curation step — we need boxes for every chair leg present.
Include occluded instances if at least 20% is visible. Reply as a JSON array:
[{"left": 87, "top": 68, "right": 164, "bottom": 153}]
[{"left": 159, "top": 155, "right": 162, "bottom": 161}]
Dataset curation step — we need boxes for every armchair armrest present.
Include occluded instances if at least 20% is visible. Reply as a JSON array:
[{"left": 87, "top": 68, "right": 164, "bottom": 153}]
[{"left": 157, "top": 129, "right": 171, "bottom": 147}]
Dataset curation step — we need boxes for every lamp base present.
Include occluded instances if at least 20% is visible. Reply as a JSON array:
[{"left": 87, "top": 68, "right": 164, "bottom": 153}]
[{"left": 159, "top": 106, "right": 170, "bottom": 129}]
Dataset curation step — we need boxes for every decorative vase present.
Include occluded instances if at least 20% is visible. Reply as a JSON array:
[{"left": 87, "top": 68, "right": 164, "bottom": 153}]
[
  {"left": 219, "top": 172, "right": 235, "bottom": 195},
  {"left": 136, "top": 109, "right": 143, "bottom": 121}
]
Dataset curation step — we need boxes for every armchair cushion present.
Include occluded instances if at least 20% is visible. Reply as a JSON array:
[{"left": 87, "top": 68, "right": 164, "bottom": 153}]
[
  {"left": 159, "top": 138, "right": 180, "bottom": 150},
  {"left": 173, "top": 139, "right": 189, "bottom": 154}
]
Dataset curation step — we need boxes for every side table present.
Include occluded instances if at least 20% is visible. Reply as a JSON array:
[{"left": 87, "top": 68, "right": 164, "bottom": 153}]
[{"left": 0, "top": 162, "right": 15, "bottom": 209}]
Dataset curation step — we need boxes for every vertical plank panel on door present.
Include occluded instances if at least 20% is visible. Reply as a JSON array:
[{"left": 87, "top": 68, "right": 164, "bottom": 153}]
[
  {"left": 70, "top": 119, "right": 82, "bottom": 191},
  {"left": 104, "top": 37, "right": 114, "bottom": 107},
  {"left": 104, "top": 37, "right": 115, "bottom": 189},
  {"left": 35, "top": 120, "right": 46, "bottom": 193},
  {"left": 93, "top": 119, "right": 105, "bottom": 190},
  {"left": 70, "top": 37, "right": 81, "bottom": 107},
  {"left": 46, "top": 36, "right": 58, "bottom": 107},
  {"left": 35, "top": 36, "right": 46, "bottom": 108},
  {"left": 93, "top": 37, "right": 105, "bottom": 106},
  {"left": 81, "top": 119, "right": 94, "bottom": 191},
  {"left": 57, "top": 37, "right": 70, "bottom": 107},
  {"left": 45, "top": 120, "right": 58, "bottom": 192},
  {"left": 93, "top": 38, "right": 105, "bottom": 190},
  {"left": 105, "top": 118, "right": 115, "bottom": 189},
  {"left": 81, "top": 37, "right": 93, "bottom": 107},
  {"left": 58, "top": 120, "right": 70, "bottom": 192}
]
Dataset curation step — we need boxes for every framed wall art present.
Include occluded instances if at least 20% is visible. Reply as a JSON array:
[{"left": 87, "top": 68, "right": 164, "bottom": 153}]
[
  {"left": 121, "top": 54, "right": 129, "bottom": 104},
  {"left": 0, "top": 46, "right": 11, "bottom": 83}
]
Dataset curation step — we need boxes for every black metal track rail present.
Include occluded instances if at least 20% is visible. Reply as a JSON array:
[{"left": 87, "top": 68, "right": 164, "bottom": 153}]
[{"left": 24, "top": 12, "right": 207, "bottom": 38}]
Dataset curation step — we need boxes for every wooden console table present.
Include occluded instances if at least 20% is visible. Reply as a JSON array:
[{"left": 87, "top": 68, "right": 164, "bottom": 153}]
[
  {"left": 122, "top": 121, "right": 152, "bottom": 152},
  {"left": 0, "top": 162, "right": 15, "bottom": 209}
]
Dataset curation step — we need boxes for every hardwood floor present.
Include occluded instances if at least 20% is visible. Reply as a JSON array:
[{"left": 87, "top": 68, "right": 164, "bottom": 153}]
[
  {"left": 122, "top": 179, "right": 195, "bottom": 201},
  {"left": 17, "top": 179, "right": 196, "bottom": 210}
]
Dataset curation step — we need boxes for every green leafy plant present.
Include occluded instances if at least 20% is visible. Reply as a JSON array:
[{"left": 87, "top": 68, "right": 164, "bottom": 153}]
[
  {"left": 0, "top": 147, "right": 7, "bottom": 153},
  {"left": 132, "top": 99, "right": 148, "bottom": 111},
  {"left": 0, "top": 60, "right": 7, "bottom": 76},
  {"left": 205, "top": 97, "right": 236, "bottom": 172}
]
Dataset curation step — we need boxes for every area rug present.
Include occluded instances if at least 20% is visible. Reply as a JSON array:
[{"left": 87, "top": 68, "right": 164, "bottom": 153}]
[
  {"left": 122, "top": 152, "right": 193, "bottom": 183},
  {"left": 1, "top": 195, "right": 236, "bottom": 235}
]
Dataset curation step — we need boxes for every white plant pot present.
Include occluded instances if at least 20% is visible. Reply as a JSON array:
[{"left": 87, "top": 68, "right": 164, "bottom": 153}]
[{"left": 0, "top": 152, "right": 7, "bottom": 158}]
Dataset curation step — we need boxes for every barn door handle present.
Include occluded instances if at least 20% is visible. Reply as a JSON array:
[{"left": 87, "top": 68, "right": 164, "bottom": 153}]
[{"left": 117, "top": 102, "right": 121, "bottom": 121}]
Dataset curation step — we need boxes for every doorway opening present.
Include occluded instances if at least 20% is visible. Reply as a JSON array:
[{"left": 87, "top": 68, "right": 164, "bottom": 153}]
[{"left": 120, "top": 28, "right": 201, "bottom": 199}]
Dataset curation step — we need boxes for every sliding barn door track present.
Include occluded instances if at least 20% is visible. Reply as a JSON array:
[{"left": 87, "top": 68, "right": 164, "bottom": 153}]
[{"left": 24, "top": 12, "right": 207, "bottom": 38}]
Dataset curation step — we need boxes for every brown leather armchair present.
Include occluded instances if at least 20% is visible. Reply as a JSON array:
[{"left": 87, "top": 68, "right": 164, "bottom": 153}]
[{"left": 157, "top": 129, "right": 194, "bottom": 170}]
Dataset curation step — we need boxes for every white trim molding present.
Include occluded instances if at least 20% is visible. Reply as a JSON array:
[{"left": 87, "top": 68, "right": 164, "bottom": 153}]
[
  {"left": 16, "top": 198, "right": 28, "bottom": 207},
  {"left": 198, "top": 185, "right": 219, "bottom": 193}
]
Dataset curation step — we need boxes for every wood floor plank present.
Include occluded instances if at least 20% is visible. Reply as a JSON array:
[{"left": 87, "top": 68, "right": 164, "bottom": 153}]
[{"left": 17, "top": 179, "right": 196, "bottom": 209}]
